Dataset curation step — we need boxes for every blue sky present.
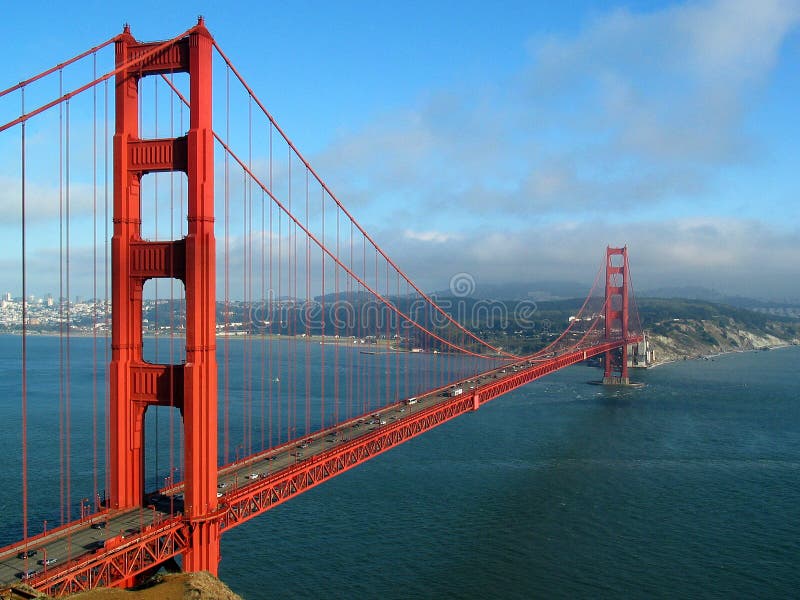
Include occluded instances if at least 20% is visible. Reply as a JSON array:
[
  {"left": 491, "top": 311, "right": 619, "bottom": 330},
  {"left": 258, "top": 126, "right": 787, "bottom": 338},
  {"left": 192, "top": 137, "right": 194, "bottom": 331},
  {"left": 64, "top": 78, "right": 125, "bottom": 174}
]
[{"left": 0, "top": 0, "right": 798, "bottom": 301}]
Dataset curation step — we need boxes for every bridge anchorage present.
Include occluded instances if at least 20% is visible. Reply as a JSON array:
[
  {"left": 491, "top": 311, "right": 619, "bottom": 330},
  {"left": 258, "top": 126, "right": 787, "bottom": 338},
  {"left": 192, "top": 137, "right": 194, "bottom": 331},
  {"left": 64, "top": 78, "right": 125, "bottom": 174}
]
[{"left": 0, "top": 19, "right": 644, "bottom": 596}]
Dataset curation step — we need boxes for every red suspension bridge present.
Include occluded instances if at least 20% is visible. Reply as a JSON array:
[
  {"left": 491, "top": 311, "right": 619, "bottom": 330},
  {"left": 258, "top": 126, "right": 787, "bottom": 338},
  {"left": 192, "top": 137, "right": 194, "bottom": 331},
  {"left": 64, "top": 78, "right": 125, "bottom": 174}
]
[{"left": 0, "top": 21, "right": 642, "bottom": 596}]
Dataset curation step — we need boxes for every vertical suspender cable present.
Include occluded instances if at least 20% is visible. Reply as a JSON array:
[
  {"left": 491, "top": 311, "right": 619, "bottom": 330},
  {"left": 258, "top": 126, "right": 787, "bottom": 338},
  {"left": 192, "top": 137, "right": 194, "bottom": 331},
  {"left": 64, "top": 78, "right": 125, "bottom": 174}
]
[
  {"left": 289, "top": 149, "right": 295, "bottom": 441},
  {"left": 241, "top": 108, "right": 249, "bottom": 458},
  {"left": 320, "top": 187, "right": 325, "bottom": 430},
  {"left": 103, "top": 79, "right": 110, "bottom": 507},
  {"left": 356, "top": 234, "right": 363, "bottom": 415},
  {"left": 245, "top": 176, "right": 250, "bottom": 455},
  {"left": 348, "top": 221, "right": 354, "bottom": 421},
  {"left": 291, "top": 150, "right": 298, "bottom": 440},
  {"left": 305, "top": 168, "right": 310, "bottom": 435},
  {"left": 257, "top": 98, "right": 266, "bottom": 453},
  {"left": 223, "top": 66, "right": 230, "bottom": 465},
  {"left": 385, "top": 259, "right": 390, "bottom": 406},
  {"left": 243, "top": 166, "right": 250, "bottom": 457},
  {"left": 260, "top": 187, "right": 266, "bottom": 452},
  {"left": 246, "top": 97, "right": 253, "bottom": 457},
  {"left": 267, "top": 191, "right": 273, "bottom": 449},
  {"left": 58, "top": 68, "right": 65, "bottom": 526},
  {"left": 361, "top": 234, "right": 366, "bottom": 414},
  {"left": 65, "top": 97, "right": 72, "bottom": 528},
  {"left": 374, "top": 246, "right": 379, "bottom": 410},
  {"left": 268, "top": 123, "right": 274, "bottom": 448},
  {"left": 92, "top": 53, "right": 99, "bottom": 507},
  {"left": 334, "top": 205, "right": 340, "bottom": 425},
  {"left": 395, "top": 268, "right": 400, "bottom": 402},
  {"left": 285, "top": 151, "right": 291, "bottom": 442},
  {"left": 275, "top": 128, "right": 282, "bottom": 446},
  {"left": 154, "top": 75, "right": 160, "bottom": 490},
  {"left": 20, "top": 88, "right": 28, "bottom": 544},
  {"left": 404, "top": 279, "right": 410, "bottom": 399},
  {"left": 373, "top": 245, "right": 378, "bottom": 410}
]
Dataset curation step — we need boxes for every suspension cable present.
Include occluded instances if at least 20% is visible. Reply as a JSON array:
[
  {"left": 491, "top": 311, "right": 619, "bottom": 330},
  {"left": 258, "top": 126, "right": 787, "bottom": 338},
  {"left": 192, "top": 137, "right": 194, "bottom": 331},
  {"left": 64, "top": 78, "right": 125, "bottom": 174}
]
[
  {"left": 0, "top": 25, "right": 197, "bottom": 133},
  {"left": 0, "top": 36, "right": 116, "bottom": 98},
  {"left": 158, "top": 76, "right": 504, "bottom": 360},
  {"left": 524, "top": 258, "right": 605, "bottom": 359},
  {"left": 210, "top": 39, "right": 515, "bottom": 359}
]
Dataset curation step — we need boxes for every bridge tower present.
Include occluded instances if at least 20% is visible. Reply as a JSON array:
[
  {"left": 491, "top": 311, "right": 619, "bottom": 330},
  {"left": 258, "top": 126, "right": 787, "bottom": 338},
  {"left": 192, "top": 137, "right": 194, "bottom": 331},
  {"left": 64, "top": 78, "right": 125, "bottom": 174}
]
[
  {"left": 603, "top": 246, "right": 630, "bottom": 385},
  {"left": 109, "top": 20, "right": 219, "bottom": 573}
]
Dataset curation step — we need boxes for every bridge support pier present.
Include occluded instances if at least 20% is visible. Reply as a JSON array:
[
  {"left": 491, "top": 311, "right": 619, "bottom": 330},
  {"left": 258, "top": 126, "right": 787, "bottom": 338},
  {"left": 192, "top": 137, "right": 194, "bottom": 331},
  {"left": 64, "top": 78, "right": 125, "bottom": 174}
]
[{"left": 184, "top": 520, "right": 221, "bottom": 574}]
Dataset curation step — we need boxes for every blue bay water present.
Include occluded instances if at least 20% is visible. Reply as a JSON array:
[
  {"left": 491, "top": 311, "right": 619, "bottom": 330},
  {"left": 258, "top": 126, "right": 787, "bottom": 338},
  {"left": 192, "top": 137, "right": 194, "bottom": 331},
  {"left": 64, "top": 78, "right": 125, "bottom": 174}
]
[
  {"left": 1, "top": 335, "right": 799, "bottom": 598},
  {"left": 220, "top": 347, "right": 800, "bottom": 599}
]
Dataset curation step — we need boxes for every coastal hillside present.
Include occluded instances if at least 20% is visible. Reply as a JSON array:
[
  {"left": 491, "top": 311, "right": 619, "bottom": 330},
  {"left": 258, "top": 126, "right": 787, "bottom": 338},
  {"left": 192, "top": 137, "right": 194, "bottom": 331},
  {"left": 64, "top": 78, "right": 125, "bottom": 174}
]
[
  {"left": 637, "top": 298, "right": 800, "bottom": 364},
  {"left": 452, "top": 296, "right": 800, "bottom": 359}
]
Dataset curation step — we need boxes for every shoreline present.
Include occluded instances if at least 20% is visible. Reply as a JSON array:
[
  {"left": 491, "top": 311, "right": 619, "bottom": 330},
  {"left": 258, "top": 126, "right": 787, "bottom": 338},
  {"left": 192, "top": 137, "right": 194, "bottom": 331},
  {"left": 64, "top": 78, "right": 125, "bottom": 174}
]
[
  {"left": 0, "top": 331, "right": 433, "bottom": 354},
  {"left": 0, "top": 331, "right": 390, "bottom": 343},
  {"left": 4, "top": 333, "right": 797, "bottom": 364}
]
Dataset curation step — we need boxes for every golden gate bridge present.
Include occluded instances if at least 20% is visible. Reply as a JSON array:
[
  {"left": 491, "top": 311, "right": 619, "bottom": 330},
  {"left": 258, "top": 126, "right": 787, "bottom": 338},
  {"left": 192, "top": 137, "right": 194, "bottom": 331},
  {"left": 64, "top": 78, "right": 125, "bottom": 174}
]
[{"left": 0, "top": 20, "right": 642, "bottom": 595}]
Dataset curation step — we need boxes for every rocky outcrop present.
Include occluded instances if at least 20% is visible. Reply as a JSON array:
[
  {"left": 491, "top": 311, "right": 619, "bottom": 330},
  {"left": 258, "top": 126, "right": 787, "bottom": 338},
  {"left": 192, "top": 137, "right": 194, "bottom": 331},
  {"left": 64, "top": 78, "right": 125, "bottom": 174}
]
[{"left": 646, "top": 318, "right": 798, "bottom": 365}]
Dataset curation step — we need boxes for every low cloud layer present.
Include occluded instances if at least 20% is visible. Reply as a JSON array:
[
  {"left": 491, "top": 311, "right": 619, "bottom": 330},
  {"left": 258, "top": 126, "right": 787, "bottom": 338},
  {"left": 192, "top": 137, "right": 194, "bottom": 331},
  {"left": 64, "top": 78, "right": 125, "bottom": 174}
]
[{"left": 370, "top": 217, "right": 800, "bottom": 300}]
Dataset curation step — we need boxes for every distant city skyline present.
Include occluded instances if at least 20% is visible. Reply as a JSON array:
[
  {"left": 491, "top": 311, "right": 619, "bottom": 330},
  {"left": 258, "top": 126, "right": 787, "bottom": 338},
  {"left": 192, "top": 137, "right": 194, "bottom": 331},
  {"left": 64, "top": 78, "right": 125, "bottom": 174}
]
[{"left": 0, "top": 1, "right": 798, "bottom": 301}]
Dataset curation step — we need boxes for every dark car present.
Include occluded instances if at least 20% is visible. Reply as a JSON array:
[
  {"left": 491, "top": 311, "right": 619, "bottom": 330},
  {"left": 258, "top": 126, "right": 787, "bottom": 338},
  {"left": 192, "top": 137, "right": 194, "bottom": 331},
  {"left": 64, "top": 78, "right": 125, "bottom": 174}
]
[
  {"left": 17, "top": 549, "right": 37, "bottom": 559},
  {"left": 90, "top": 522, "right": 106, "bottom": 529}
]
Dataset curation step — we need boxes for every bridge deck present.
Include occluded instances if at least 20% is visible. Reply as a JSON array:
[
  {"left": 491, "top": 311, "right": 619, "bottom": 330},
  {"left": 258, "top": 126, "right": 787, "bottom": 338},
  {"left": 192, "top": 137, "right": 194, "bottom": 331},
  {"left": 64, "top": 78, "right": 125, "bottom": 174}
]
[{"left": 0, "top": 339, "right": 637, "bottom": 595}]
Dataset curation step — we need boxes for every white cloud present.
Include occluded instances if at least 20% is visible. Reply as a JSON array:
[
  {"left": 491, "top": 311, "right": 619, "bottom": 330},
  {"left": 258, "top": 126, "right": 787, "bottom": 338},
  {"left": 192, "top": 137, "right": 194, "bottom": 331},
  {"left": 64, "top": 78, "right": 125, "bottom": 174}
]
[
  {"left": 373, "top": 217, "right": 800, "bottom": 301},
  {"left": 299, "top": 0, "right": 800, "bottom": 299},
  {"left": 311, "top": 0, "right": 798, "bottom": 219},
  {"left": 403, "top": 229, "right": 460, "bottom": 243},
  {"left": 0, "top": 175, "right": 97, "bottom": 222},
  {"left": 528, "top": 0, "right": 800, "bottom": 165}
]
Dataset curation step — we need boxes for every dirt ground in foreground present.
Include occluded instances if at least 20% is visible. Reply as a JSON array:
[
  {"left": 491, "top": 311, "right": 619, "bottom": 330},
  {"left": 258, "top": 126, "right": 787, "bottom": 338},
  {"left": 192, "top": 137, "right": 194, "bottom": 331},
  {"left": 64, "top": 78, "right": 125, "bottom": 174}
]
[{"left": 3, "top": 572, "right": 242, "bottom": 600}]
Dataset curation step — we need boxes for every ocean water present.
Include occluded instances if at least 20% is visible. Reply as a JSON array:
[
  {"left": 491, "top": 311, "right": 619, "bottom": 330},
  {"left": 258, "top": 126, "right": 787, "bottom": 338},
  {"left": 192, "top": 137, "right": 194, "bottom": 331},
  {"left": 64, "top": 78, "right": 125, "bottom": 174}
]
[
  {"left": 1, "top": 337, "right": 799, "bottom": 598},
  {"left": 219, "top": 347, "right": 800, "bottom": 599}
]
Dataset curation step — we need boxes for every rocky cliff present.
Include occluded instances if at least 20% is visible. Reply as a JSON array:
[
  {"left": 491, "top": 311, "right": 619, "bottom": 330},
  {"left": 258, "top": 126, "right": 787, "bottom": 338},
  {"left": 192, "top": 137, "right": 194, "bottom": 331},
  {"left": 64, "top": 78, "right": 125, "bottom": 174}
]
[{"left": 645, "top": 317, "right": 798, "bottom": 365}]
